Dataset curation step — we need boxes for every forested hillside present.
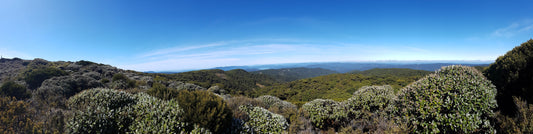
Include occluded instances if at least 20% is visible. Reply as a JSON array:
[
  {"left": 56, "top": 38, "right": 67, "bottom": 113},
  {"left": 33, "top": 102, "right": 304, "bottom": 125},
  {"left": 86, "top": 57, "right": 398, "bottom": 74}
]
[
  {"left": 1, "top": 39, "right": 533, "bottom": 133},
  {"left": 252, "top": 67, "right": 338, "bottom": 82},
  {"left": 255, "top": 68, "right": 429, "bottom": 105},
  {"left": 148, "top": 69, "right": 277, "bottom": 96}
]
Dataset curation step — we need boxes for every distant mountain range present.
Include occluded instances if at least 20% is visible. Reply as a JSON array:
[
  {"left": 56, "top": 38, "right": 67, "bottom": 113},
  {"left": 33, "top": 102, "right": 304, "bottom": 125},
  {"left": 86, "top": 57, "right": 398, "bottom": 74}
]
[{"left": 211, "top": 61, "right": 491, "bottom": 73}]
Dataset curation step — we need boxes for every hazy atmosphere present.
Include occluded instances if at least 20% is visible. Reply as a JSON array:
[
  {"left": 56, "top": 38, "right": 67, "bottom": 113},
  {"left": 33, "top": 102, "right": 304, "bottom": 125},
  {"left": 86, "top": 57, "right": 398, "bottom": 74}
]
[{"left": 1, "top": 0, "right": 532, "bottom": 71}]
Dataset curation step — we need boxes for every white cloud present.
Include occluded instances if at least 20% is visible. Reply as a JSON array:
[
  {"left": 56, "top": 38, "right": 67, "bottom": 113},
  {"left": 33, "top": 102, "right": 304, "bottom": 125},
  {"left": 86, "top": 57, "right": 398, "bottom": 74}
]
[
  {"left": 141, "top": 42, "right": 226, "bottom": 58},
  {"left": 492, "top": 19, "right": 533, "bottom": 38}
]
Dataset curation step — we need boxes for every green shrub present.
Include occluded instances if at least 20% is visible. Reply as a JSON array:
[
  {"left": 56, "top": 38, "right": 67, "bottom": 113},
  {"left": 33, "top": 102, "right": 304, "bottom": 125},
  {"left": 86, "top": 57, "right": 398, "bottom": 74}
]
[
  {"left": 345, "top": 85, "right": 395, "bottom": 119},
  {"left": 111, "top": 73, "right": 135, "bottom": 89},
  {"left": 67, "top": 88, "right": 188, "bottom": 133},
  {"left": 0, "top": 81, "right": 30, "bottom": 99},
  {"left": 343, "top": 85, "right": 399, "bottom": 133},
  {"left": 129, "top": 93, "right": 186, "bottom": 134},
  {"left": 23, "top": 67, "right": 67, "bottom": 89},
  {"left": 396, "top": 65, "right": 497, "bottom": 133},
  {"left": 146, "top": 82, "right": 179, "bottom": 100},
  {"left": 175, "top": 90, "right": 233, "bottom": 133},
  {"left": 227, "top": 96, "right": 265, "bottom": 121},
  {"left": 494, "top": 96, "right": 533, "bottom": 134},
  {"left": 484, "top": 39, "right": 533, "bottom": 115},
  {"left": 239, "top": 105, "right": 289, "bottom": 133},
  {"left": 0, "top": 96, "right": 44, "bottom": 134},
  {"left": 302, "top": 99, "right": 348, "bottom": 130},
  {"left": 66, "top": 88, "right": 136, "bottom": 133}
]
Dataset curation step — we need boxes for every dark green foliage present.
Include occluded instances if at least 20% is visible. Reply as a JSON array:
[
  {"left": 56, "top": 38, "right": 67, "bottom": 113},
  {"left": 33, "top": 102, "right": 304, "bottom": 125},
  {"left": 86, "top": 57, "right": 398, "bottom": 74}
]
[
  {"left": 484, "top": 39, "right": 533, "bottom": 115},
  {"left": 0, "top": 81, "right": 30, "bottom": 99},
  {"left": 111, "top": 73, "right": 135, "bottom": 89},
  {"left": 396, "top": 65, "right": 497, "bottom": 133},
  {"left": 494, "top": 97, "right": 533, "bottom": 134},
  {"left": 175, "top": 90, "right": 233, "bottom": 133},
  {"left": 35, "top": 75, "right": 103, "bottom": 107},
  {"left": 146, "top": 82, "right": 179, "bottom": 100},
  {"left": 157, "top": 69, "right": 276, "bottom": 96},
  {"left": 352, "top": 68, "right": 431, "bottom": 77},
  {"left": 75, "top": 60, "right": 95, "bottom": 66},
  {"left": 23, "top": 67, "right": 67, "bottom": 89},
  {"left": 253, "top": 67, "right": 338, "bottom": 82},
  {"left": 258, "top": 71, "right": 425, "bottom": 103}
]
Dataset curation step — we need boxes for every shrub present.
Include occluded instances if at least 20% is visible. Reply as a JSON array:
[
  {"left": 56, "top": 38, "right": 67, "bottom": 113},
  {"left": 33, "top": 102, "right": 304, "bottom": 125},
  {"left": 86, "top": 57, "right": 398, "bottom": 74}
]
[
  {"left": 0, "top": 96, "right": 44, "bottom": 134},
  {"left": 345, "top": 85, "right": 395, "bottom": 119},
  {"left": 35, "top": 75, "right": 103, "bottom": 107},
  {"left": 239, "top": 105, "right": 289, "bottom": 133},
  {"left": 343, "top": 85, "right": 399, "bottom": 132},
  {"left": 129, "top": 93, "right": 186, "bottom": 134},
  {"left": 175, "top": 90, "right": 233, "bottom": 133},
  {"left": 66, "top": 88, "right": 188, "bottom": 133},
  {"left": 146, "top": 82, "right": 179, "bottom": 100},
  {"left": 227, "top": 96, "right": 265, "bottom": 121},
  {"left": 111, "top": 73, "right": 135, "bottom": 89},
  {"left": 0, "top": 81, "right": 30, "bottom": 99},
  {"left": 302, "top": 99, "right": 348, "bottom": 130},
  {"left": 484, "top": 39, "right": 533, "bottom": 115},
  {"left": 66, "top": 88, "right": 136, "bottom": 134},
  {"left": 23, "top": 67, "right": 67, "bottom": 89},
  {"left": 396, "top": 65, "right": 497, "bottom": 133}
]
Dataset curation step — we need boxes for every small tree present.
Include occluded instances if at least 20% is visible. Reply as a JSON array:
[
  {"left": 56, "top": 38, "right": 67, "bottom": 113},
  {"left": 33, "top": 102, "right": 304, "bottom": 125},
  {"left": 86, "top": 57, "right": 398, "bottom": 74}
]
[
  {"left": 175, "top": 90, "right": 233, "bottom": 133},
  {"left": 0, "top": 81, "right": 30, "bottom": 99}
]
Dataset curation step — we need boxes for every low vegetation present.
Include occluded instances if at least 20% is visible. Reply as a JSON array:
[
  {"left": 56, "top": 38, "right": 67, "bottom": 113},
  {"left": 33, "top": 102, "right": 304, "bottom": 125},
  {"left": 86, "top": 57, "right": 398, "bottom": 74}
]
[{"left": 1, "top": 39, "right": 533, "bottom": 133}]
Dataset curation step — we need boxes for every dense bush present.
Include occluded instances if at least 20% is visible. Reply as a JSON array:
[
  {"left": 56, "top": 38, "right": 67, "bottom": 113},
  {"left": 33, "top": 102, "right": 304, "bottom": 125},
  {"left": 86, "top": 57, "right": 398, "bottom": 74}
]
[
  {"left": 239, "top": 105, "right": 289, "bottom": 133},
  {"left": 302, "top": 99, "right": 348, "bottom": 130},
  {"left": 129, "top": 93, "right": 186, "bottom": 134},
  {"left": 484, "top": 39, "right": 533, "bottom": 115},
  {"left": 111, "top": 73, "right": 136, "bottom": 89},
  {"left": 227, "top": 96, "right": 265, "bottom": 121},
  {"left": 67, "top": 88, "right": 188, "bottom": 134},
  {"left": 23, "top": 67, "right": 67, "bottom": 89},
  {"left": 345, "top": 85, "right": 395, "bottom": 119},
  {"left": 342, "top": 85, "right": 400, "bottom": 133},
  {"left": 35, "top": 75, "right": 103, "bottom": 107},
  {"left": 175, "top": 90, "right": 233, "bottom": 133},
  {"left": 0, "top": 96, "right": 44, "bottom": 134},
  {"left": 66, "top": 88, "right": 136, "bottom": 133},
  {"left": 0, "top": 81, "right": 30, "bottom": 99},
  {"left": 146, "top": 82, "right": 178, "bottom": 100},
  {"left": 396, "top": 65, "right": 497, "bottom": 133},
  {"left": 494, "top": 96, "right": 533, "bottom": 134}
]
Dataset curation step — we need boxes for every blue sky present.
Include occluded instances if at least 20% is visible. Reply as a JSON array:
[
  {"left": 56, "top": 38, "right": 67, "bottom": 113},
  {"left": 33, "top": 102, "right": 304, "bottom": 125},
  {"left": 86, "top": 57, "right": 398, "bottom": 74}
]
[{"left": 1, "top": 0, "right": 532, "bottom": 71}]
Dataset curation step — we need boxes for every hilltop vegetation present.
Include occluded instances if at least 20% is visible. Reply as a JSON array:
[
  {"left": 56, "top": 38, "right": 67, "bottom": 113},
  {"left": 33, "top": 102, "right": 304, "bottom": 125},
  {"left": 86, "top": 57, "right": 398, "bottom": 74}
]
[
  {"left": 1, "top": 39, "right": 533, "bottom": 133},
  {"left": 252, "top": 67, "right": 338, "bottom": 82},
  {"left": 149, "top": 69, "right": 277, "bottom": 96},
  {"left": 256, "top": 68, "right": 430, "bottom": 104}
]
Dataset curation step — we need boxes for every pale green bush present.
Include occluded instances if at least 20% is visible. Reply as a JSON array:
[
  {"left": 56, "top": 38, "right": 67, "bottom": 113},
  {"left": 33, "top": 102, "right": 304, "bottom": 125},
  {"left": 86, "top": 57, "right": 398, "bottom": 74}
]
[
  {"left": 128, "top": 93, "right": 186, "bottom": 134},
  {"left": 239, "top": 105, "right": 288, "bottom": 133},
  {"left": 396, "top": 65, "right": 497, "bottom": 133},
  {"left": 66, "top": 88, "right": 136, "bottom": 133},
  {"left": 302, "top": 99, "right": 347, "bottom": 130},
  {"left": 345, "top": 85, "right": 395, "bottom": 119}
]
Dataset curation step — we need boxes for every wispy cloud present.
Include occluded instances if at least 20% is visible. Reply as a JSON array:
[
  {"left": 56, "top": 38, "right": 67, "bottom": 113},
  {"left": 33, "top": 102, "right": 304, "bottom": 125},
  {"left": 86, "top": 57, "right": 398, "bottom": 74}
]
[
  {"left": 141, "top": 42, "right": 226, "bottom": 58},
  {"left": 492, "top": 19, "right": 533, "bottom": 38}
]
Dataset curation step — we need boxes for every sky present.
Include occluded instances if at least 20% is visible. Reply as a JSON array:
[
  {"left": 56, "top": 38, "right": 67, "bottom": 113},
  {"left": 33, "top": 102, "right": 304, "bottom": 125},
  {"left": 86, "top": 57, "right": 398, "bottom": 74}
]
[{"left": 1, "top": 0, "right": 532, "bottom": 71}]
